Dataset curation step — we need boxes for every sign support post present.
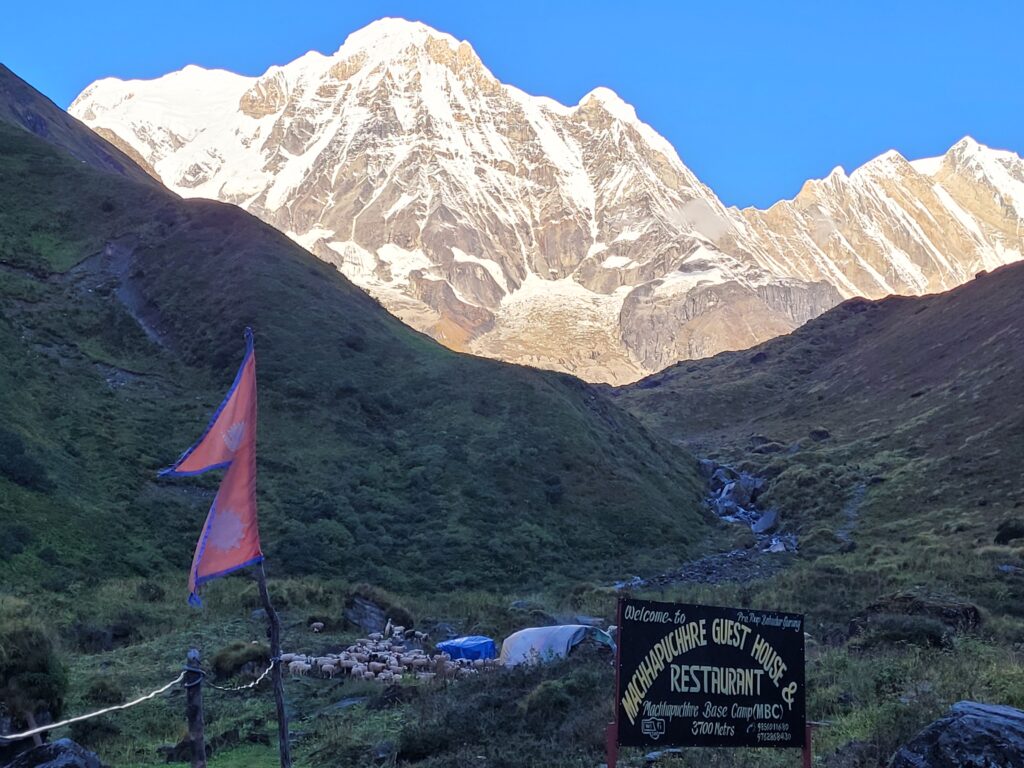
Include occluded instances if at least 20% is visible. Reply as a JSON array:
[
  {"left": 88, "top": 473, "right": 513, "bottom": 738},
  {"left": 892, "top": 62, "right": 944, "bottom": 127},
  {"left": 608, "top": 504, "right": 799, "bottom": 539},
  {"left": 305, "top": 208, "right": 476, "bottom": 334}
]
[
  {"left": 802, "top": 723, "right": 813, "bottom": 767},
  {"left": 606, "top": 597, "right": 625, "bottom": 768},
  {"left": 184, "top": 649, "right": 207, "bottom": 768}
]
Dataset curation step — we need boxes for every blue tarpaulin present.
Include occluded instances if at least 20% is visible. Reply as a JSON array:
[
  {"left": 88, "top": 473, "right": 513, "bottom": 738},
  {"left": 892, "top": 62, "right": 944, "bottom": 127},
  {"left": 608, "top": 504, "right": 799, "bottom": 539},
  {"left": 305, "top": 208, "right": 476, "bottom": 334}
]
[{"left": 436, "top": 635, "right": 497, "bottom": 660}]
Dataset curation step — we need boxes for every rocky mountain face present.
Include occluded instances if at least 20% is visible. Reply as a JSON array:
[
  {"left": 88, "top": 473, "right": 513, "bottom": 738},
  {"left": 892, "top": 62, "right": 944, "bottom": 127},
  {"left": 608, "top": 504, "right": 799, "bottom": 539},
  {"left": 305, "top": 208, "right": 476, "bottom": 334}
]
[{"left": 69, "top": 18, "right": 1024, "bottom": 382}]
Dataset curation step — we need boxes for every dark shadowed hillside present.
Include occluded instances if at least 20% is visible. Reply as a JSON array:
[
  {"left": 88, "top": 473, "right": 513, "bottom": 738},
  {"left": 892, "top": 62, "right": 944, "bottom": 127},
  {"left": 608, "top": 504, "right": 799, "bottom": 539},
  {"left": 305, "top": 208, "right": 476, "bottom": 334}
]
[
  {"left": 0, "top": 63, "right": 155, "bottom": 185},
  {"left": 0, "top": 66, "right": 706, "bottom": 598}
]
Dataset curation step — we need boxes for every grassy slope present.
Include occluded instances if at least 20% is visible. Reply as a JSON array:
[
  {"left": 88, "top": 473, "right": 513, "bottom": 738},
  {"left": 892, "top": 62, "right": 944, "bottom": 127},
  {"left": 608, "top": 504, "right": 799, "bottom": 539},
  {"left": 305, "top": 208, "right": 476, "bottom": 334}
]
[
  {"left": 0, "top": 106, "right": 709, "bottom": 766},
  {"left": 612, "top": 268, "right": 1024, "bottom": 764},
  {"left": 0, "top": 117, "right": 706, "bottom": 598},
  {"left": 598, "top": 268, "right": 1024, "bottom": 765},
  {"left": 618, "top": 265, "right": 1024, "bottom": 624}
]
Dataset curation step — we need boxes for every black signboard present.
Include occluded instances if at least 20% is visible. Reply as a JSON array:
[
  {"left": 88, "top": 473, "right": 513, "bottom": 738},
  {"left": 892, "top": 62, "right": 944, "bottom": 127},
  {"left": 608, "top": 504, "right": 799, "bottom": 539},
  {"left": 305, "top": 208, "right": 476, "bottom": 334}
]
[{"left": 616, "top": 599, "right": 805, "bottom": 749}]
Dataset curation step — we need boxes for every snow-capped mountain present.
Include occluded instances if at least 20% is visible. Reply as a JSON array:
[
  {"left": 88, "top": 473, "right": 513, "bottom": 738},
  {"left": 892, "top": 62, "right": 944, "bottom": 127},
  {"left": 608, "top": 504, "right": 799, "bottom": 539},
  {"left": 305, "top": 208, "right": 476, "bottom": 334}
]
[{"left": 70, "top": 18, "right": 1024, "bottom": 382}]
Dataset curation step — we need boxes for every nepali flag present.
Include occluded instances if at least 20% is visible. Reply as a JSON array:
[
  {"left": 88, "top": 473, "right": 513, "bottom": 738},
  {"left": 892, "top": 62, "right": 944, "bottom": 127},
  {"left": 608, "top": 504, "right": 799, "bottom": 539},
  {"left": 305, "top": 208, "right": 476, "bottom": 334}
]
[{"left": 160, "top": 328, "right": 263, "bottom": 606}]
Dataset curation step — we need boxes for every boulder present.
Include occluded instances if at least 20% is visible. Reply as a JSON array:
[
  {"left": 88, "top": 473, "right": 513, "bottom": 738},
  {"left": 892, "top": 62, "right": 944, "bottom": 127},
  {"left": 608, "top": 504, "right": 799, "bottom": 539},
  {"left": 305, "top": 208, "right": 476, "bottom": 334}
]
[
  {"left": 344, "top": 596, "right": 388, "bottom": 635},
  {"left": 751, "top": 509, "right": 779, "bottom": 534},
  {"left": 888, "top": 701, "right": 1024, "bottom": 767},
  {"left": 809, "top": 426, "right": 831, "bottom": 441},
  {"left": 995, "top": 519, "right": 1024, "bottom": 545},
  {"left": 696, "top": 459, "right": 717, "bottom": 479},
  {"left": 851, "top": 590, "right": 982, "bottom": 635},
  {"left": 3, "top": 739, "right": 106, "bottom": 768},
  {"left": 710, "top": 467, "right": 736, "bottom": 489}
]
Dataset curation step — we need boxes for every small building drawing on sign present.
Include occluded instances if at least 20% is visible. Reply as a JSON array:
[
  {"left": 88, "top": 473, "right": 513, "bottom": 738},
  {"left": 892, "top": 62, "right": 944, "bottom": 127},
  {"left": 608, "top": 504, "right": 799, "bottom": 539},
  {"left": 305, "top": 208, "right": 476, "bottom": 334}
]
[{"left": 641, "top": 717, "right": 666, "bottom": 740}]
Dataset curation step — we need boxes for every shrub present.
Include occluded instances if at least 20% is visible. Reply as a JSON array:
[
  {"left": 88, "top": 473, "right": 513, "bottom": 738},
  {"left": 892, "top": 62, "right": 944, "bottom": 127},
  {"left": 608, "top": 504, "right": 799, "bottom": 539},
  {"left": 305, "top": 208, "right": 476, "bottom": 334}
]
[
  {"left": 211, "top": 641, "right": 270, "bottom": 680},
  {"left": 135, "top": 581, "right": 166, "bottom": 603},
  {"left": 0, "top": 522, "right": 34, "bottom": 559},
  {"left": 0, "top": 618, "right": 67, "bottom": 732},
  {"left": 0, "top": 427, "right": 51, "bottom": 490},
  {"left": 84, "top": 678, "right": 124, "bottom": 705},
  {"left": 520, "top": 679, "right": 573, "bottom": 723},
  {"left": 853, "top": 614, "right": 950, "bottom": 649}
]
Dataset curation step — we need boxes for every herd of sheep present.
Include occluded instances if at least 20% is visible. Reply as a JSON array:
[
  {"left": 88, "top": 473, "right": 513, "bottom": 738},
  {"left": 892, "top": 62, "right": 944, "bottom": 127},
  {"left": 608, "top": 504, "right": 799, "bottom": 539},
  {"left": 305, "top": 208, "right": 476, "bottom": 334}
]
[{"left": 279, "top": 623, "right": 500, "bottom": 684}]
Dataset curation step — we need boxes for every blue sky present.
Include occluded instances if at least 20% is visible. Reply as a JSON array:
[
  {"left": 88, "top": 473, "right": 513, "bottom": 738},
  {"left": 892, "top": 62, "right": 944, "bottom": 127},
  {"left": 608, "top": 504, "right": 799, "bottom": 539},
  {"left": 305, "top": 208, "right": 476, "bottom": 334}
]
[{"left": 4, "top": 0, "right": 1022, "bottom": 207}]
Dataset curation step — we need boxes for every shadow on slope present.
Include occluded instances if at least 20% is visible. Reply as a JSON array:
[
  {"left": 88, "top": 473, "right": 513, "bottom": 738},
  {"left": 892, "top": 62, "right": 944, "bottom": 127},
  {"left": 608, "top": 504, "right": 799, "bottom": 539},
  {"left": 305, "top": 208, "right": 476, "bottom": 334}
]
[{"left": 0, "top": 111, "right": 705, "bottom": 596}]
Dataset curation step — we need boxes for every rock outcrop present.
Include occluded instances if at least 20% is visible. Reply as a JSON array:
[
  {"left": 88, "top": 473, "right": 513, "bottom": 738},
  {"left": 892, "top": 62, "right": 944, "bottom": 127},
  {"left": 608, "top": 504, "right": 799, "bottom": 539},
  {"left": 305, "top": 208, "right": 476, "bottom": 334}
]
[
  {"left": 2, "top": 738, "right": 105, "bottom": 768},
  {"left": 888, "top": 701, "right": 1024, "bottom": 768}
]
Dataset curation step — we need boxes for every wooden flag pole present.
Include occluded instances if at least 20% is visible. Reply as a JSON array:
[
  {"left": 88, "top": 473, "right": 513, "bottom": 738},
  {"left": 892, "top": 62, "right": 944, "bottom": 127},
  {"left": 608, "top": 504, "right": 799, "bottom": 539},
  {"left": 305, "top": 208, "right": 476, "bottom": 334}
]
[
  {"left": 184, "top": 649, "right": 207, "bottom": 768},
  {"left": 256, "top": 561, "right": 292, "bottom": 768}
]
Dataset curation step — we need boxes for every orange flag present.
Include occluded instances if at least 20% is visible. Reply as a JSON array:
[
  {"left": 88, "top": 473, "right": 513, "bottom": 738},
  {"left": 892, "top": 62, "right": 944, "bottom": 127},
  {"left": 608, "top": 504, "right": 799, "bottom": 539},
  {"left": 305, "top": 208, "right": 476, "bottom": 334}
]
[{"left": 160, "top": 328, "right": 263, "bottom": 605}]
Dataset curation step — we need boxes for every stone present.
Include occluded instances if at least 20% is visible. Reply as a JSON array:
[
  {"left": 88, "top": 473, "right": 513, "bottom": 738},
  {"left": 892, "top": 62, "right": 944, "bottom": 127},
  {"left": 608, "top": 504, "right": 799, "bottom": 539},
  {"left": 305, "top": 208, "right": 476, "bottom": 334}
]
[
  {"left": 710, "top": 467, "right": 736, "bottom": 489},
  {"left": 696, "top": 459, "right": 717, "bottom": 479},
  {"left": 4, "top": 739, "right": 106, "bottom": 768},
  {"left": 809, "top": 426, "right": 831, "bottom": 441},
  {"left": 887, "top": 701, "right": 1024, "bottom": 768},
  {"left": 995, "top": 519, "right": 1024, "bottom": 545},
  {"left": 736, "top": 473, "right": 765, "bottom": 504},
  {"left": 419, "top": 621, "right": 458, "bottom": 640},
  {"left": 751, "top": 509, "right": 779, "bottom": 534},
  {"left": 854, "top": 590, "right": 982, "bottom": 634},
  {"left": 343, "top": 596, "right": 387, "bottom": 635}
]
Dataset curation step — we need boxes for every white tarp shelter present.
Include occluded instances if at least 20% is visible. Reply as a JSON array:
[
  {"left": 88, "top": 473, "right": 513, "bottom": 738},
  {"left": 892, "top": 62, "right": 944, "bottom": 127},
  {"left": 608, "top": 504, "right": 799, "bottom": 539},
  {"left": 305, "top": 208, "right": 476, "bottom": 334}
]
[{"left": 499, "top": 624, "right": 614, "bottom": 667}]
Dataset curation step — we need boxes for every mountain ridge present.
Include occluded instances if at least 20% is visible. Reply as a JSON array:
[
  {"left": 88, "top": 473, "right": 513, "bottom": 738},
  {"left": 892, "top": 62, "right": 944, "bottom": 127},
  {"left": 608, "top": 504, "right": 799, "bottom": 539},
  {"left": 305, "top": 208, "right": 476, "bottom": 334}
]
[{"left": 69, "top": 18, "right": 1024, "bottom": 382}]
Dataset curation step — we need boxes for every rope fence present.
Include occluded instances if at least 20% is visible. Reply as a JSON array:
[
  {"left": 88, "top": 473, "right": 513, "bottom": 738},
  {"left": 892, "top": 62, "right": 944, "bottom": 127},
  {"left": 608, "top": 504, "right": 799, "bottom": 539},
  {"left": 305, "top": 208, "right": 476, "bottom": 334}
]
[
  {"left": 200, "top": 658, "right": 278, "bottom": 692},
  {"left": 0, "top": 671, "right": 187, "bottom": 743},
  {"left": 0, "top": 658, "right": 281, "bottom": 744}
]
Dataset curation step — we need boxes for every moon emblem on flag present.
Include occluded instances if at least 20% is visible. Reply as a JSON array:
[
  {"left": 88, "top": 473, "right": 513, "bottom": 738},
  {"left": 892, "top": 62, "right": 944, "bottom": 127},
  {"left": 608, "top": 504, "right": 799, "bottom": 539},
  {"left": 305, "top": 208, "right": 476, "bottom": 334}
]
[
  {"left": 207, "top": 508, "right": 246, "bottom": 553},
  {"left": 223, "top": 421, "right": 247, "bottom": 452}
]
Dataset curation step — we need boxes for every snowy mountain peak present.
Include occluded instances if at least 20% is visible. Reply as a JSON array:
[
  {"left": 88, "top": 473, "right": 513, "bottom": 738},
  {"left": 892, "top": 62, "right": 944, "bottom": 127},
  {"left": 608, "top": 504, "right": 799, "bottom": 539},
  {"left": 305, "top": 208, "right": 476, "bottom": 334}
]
[
  {"left": 69, "top": 19, "right": 1024, "bottom": 384},
  {"left": 850, "top": 148, "right": 911, "bottom": 181},
  {"left": 337, "top": 16, "right": 459, "bottom": 53}
]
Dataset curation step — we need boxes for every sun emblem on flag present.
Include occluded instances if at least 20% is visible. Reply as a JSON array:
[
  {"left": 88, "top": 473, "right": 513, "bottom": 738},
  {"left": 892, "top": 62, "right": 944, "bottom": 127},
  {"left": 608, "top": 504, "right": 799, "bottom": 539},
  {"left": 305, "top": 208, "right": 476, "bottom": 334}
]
[
  {"left": 222, "top": 421, "right": 247, "bottom": 452},
  {"left": 207, "top": 508, "right": 246, "bottom": 553}
]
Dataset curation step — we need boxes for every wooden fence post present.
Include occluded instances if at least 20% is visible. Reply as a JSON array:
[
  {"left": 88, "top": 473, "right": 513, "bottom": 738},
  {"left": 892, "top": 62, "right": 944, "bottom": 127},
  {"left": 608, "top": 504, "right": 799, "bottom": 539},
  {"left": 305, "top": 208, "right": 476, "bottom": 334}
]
[{"left": 184, "top": 648, "right": 207, "bottom": 768}]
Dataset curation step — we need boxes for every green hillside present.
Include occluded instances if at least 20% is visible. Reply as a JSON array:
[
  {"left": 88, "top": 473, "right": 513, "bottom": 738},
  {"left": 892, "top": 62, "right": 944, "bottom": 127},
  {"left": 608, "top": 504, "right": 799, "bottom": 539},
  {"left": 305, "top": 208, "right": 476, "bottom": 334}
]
[
  {"left": 619, "top": 262, "right": 1024, "bottom": 627},
  {"left": 0, "top": 69, "right": 711, "bottom": 767},
  {"left": 0, "top": 114, "right": 705, "bottom": 598}
]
